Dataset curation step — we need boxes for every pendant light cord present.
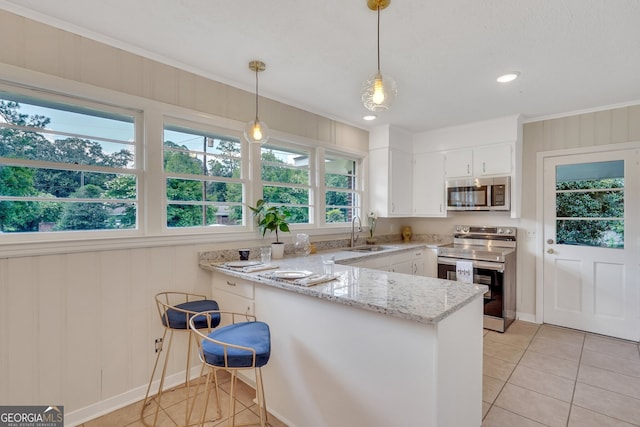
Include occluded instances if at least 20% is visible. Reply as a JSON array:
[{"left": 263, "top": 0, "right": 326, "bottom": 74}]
[
  {"left": 377, "top": 2, "right": 381, "bottom": 73},
  {"left": 254, "top": 68, "right": 259, "bottom": 122}
]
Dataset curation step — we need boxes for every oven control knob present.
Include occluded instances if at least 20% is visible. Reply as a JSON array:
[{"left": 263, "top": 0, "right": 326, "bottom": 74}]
[
  {"left": 497, "top": 228, "right": 504, "bottom": 234},
  {"left": 462, "top": 226, "right": 469, "bottom": 233}
]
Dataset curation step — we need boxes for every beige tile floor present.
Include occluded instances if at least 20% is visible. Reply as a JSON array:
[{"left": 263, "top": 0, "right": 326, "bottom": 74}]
[
  {"left": 483, "top": 321, "right": 640, "bottom": 427},
  {"left": 82, "top": 321, "right": 640, "bottom": 427},
  {"left": 80, "top": 369, "right": 288, "bottom": 427}
]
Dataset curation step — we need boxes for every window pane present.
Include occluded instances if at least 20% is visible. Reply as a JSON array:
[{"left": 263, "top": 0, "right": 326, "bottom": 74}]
[
  {"left": 325, "top": 157, "right": 356, "bottom": 189},
  {"left": 261, "top": 145, "right": 310, "bottom": 184},
  {"left": 166, "top": 178, "right": 203, "bottom": 201},
  {"left": 263, "top": 185, "right": 309, "bottom": 205},
  {"left": 166, "top": 202, "right": 243, "bottom": 227},
  {"left": 164, "top": 127, "right": 241, "bottom": 178},
  {"left": 0, "top": 200, "right": 136, "bottom": 232},
  {"left": 555, "top": 161, "right": 624, "bottom": 249},
  {"left": 326, "top": 207, "right": 356, "bottom": 223},
  {"left": 205, "top": 181, "right": 242, "bottom": 203},
  {"left": 324, "top": 153, "right": 360, "bottom": 224},
  {"left": 0, "top": 95, "right": 138, "bottom": 234},
  {"left": 557, "top": 219, "right": 624, "bottom": 248},
  {"left": 0, "top": 166, "right": 136, "bottom": 199}
]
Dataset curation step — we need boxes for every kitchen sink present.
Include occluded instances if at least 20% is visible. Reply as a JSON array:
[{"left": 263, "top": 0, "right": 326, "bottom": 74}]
[{"left": 347, "top": 245, "right": 395, "bottom": 252}]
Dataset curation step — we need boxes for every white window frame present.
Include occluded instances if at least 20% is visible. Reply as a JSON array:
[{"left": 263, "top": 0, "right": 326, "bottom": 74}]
[
  {"left": 259, "top": 138, "right": 316, "bottom": 227},
  {"left": 161, "top": 116, "right": 250, "bottom": 233},
  {"left": 0, "top": 82, "right": 143, "bottom": 243}
]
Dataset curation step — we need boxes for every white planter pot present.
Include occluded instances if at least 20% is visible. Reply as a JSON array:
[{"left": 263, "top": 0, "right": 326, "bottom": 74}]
[{"left": 271, "top": 242, "right": 285, "bottom": 259}]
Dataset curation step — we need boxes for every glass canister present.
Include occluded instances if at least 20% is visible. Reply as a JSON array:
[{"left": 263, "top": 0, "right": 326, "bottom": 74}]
[{"left": 294, "top": 233, "right": 311, "bottom": 256}]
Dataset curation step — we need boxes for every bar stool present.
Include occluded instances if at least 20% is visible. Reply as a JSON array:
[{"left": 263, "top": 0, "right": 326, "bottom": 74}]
[
  {"left": 189, "top": 311, "right": 271, "bottom": 427},
  {"left": 141, "top": 292, "right": 221, "bottom": 426}
]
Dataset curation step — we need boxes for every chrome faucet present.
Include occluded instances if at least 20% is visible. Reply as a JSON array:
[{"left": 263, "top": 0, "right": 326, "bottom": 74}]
[{"left": 351, "top": 215, "right": 362, "bottom": 247}]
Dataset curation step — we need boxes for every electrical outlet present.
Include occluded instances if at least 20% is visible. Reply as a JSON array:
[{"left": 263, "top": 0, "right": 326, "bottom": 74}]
[{"left": 154, "top": 338, "right": 163, "bottom": 353}]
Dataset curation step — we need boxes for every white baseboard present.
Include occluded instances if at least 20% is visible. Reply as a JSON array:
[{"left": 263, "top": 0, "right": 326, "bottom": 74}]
[
  {"left": 516, "top": 312, "right": 538, "bottom": 324},
  {"left": 65, "top": 368, "right": 201, "bottom": 426}
]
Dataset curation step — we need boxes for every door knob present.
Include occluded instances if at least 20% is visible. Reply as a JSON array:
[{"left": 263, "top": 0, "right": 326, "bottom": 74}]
[
  {"left": 547, "top": 239, "right": 554, "bottom": 244},
  {"left": 547, "top": 248, "right": 554, "bottom": 254}
]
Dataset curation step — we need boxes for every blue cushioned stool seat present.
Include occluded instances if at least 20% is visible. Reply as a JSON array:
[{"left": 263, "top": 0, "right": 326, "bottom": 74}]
[
  {"left": 163, "top": 299, "right": 220, "bottom": 329},
  {"left": 202, "top": 321, "right": 271, "bottom": 368}
]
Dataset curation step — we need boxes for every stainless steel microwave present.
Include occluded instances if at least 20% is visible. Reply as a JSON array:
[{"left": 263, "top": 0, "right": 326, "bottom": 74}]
[{"left": 446, "top": 177, "right": 510, "bottom": 211}]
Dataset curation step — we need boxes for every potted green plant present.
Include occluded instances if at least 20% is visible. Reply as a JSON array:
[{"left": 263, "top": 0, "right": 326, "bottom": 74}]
[{"left": 249, "top": 199, "right": 291, "bottom": 259}]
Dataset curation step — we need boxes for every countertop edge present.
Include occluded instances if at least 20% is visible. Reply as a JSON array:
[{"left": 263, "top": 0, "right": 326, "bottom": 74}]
[{"left": 200, "top": 257, "right": 488, "bottom": 325}]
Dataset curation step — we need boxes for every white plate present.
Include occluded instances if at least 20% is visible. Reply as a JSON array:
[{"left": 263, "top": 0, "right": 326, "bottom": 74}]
[
  {"left": 225, "top": 261, "right": 262, "bottom": 268},
  {"left": 272, "top": 270, "right": 313, "bottom": 279}
]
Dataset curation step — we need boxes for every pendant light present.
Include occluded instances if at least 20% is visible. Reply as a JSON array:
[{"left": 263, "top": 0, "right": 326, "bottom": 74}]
[
  {"left": 361, "top": 0, "right": 397, "bottom": 112},
  {"left": 244, "top": 60, "right": 269, "bottom": 144}
]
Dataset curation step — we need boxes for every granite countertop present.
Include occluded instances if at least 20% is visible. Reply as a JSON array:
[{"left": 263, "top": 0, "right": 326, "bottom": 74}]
[{"left": 200, "top": 243, "right": 488, "bottom": 325}]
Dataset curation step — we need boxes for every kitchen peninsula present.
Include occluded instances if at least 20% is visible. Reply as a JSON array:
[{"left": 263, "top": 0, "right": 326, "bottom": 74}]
[{"left": 200, "top": 245, "right": 486, "bottom": 427}]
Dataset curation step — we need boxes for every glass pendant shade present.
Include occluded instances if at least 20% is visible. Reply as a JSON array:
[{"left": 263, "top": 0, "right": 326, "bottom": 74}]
[
  {"left": 244, "top": 60, "right": 269, "bottom": 144},
  {"left": 362, "top": 72, "right": 397, "bottom": 112},
  {"left": 362, "top": 0, "right": 396, "bottom": 112},
  {"left": 244, "top": 118, "right": 269, "bottom": 144}
]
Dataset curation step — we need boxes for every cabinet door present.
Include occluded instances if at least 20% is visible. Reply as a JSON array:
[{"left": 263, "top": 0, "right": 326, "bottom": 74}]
[
  {"left": 413, "top": 152, "right": 446, "bottom": 217},
  {"left": 365, "top": 256, "right": 391, "bottom": 270},
  {"left": 423, "top": 248, "right": 438, "bottom": 278},
  {"left": 410, "top": 250, "right": 426, "bottom": 276},
  {"left": 212, "top": 274, "right": 255, "bottom": 319},
  {"left": 389, "top": 149, "right": 413, "bottom": 215},
  {"left": 474, "top": 144, "right": 512, "bottom": 176},
  {"left": 444, "top": 149, "right": 472, "bottom": 178},
  {"left": 389, "top": 259, "right": 413, "bottom": 274},
  {"left": 213, "top": 289, "right": 255, "bottom": 318}
]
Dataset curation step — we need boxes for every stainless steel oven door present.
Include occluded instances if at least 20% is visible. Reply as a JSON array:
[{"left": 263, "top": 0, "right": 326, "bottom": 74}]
[{"left": 437, "top": 257, "right": 506, "bottom": 330}]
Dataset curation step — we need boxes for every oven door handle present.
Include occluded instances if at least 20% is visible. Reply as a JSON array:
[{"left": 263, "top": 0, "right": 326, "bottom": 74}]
[{"left": 437, "top": 257, "right": 504, "bottom": 273}]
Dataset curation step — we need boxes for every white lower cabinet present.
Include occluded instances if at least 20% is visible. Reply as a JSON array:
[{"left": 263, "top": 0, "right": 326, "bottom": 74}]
[
  {"left": 423, "top": 247, "right": 438, "bottom": 278},
  {"left": 212, "top": 272, "right": 255, "bottom": 317},
  {"left": 346, "top": 248, "right": 432, "bottom": 276}
]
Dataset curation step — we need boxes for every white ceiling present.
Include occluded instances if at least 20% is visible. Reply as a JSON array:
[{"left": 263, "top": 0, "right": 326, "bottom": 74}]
[{"left": 3, "top": 0, "right": 640, "bottom": 133}]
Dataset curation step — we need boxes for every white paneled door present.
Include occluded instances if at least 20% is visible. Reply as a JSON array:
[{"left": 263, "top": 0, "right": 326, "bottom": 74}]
[{"left": 542, "top": 147, "right": 640, "bottom": 341}]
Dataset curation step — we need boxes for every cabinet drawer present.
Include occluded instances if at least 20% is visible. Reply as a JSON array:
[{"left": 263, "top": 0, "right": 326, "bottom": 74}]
[
  {"left": 213, "top": 273, "right": 255, "bottom": 299},
  {"left": 215, "top": 290, "right": 255, "bottom": 318}
]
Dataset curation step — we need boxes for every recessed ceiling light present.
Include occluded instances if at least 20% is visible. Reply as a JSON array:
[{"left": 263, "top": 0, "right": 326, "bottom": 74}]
[
  {"left": 496, "top": 72, "right": 520, "bottom": 83},
  {"left": 363, "top": 114, "right": 377, "bottom": 121}
]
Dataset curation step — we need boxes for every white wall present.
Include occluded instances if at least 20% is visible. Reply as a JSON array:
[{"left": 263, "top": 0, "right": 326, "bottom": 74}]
[{"left": 0, "top": 9, "right": 368, "bottom": 425}]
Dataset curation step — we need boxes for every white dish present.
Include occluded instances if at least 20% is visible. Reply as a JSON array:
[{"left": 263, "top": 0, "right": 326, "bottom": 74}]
[
  {"left": 272, "top": 270, "right": 313, "bottom": 279},
  {"left": 225, "top": 261, "right": 262, "bottom": 268}
]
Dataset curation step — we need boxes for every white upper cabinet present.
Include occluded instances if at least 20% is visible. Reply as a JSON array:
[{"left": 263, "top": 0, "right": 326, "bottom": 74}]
[
  {"left": 389, "top": 149, "right": 413, "bottom": 215},
  {"left": 369, "top": 125, "right": 413, "bottom": 217},
  {"left": 413, "top": 152, "right": 446, "bottom": 217},
  {"left": 445, "top": 143, "right": 512, "bottom": 178},
  {"left": 473, "top": 144, "right": 512, "bottom": 176},
  {"left": 444, "top": 149, "right": 473, "bottom": 177}
]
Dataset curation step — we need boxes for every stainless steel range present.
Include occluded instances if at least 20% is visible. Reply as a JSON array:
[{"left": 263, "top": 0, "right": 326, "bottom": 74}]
[{"left": 437, "top": 225, "right": 517, "bottom": 332}]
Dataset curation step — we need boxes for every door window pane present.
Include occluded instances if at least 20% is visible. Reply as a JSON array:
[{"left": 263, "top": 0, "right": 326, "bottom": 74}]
[{"left": 556, "top": 160, "right": 624, "bottom": 248}]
